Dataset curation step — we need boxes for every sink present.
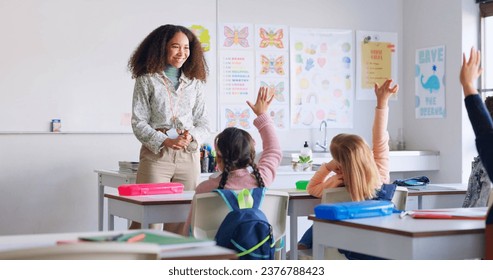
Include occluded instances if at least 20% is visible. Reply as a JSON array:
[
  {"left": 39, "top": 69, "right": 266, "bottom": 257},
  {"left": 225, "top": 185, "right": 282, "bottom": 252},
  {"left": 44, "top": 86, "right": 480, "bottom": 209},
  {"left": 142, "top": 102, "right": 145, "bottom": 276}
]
[{"left": 281, "top": 151, "right": 332, "bottom": 166}]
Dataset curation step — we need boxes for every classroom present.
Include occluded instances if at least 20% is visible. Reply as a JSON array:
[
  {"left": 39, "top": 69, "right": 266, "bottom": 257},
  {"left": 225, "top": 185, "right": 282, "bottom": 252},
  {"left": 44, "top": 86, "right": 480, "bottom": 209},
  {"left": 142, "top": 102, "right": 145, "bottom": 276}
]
[{"left": 0, "top": 0, "right": 492, "bottom": 264}]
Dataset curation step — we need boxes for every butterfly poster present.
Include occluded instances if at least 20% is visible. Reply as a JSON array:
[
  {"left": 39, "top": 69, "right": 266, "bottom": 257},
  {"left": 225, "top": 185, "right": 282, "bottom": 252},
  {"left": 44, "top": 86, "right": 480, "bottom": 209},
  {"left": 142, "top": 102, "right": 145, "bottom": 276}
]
[
  {"left": 356, "top": 31, "right": 398, "bottom": 100},
  {"left": 256, "top": 51, "right": 289, "bottom": 78},
  {"left": 254, "top": 24, "right": 289, "bottom": 51},
  {"left": 220, "top": 105, "right": 253, "bottom": 130},
  {"left": 256, "top": 78, "right": 289, "bottom": 105},
  {"left": 267, "top": 105, "right": 288, "bottom": 131},
  {"left": 289, "top": 28, "right": 354, "bottom": 129},
  {"left": 219, "top": 50, "right": 255, "bottom": 103},
  {"left": 219, "top": 23, "right": 253, "bottom": 50}
]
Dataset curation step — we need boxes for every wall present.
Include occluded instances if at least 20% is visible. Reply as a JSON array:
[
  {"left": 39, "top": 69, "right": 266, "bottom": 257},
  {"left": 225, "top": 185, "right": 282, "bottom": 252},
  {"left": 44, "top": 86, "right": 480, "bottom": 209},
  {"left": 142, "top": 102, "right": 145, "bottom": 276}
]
[
  {"left": 0, "top": 0, "right": 218, "bottom": 133},
  {"left": 0, "top": 0, "right": 478, "bottom": 235},
  {"left": 217, "top": 0, "right": 404, "bottom": 152},
  {"left": 402, "top": 0, "right": 479, "bottom": 183}
]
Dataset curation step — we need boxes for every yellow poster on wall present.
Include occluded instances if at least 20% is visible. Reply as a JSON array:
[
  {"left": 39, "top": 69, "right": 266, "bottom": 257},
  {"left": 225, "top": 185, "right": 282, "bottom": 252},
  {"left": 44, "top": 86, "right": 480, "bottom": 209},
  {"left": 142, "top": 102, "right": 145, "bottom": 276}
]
[
  {"left": 356, "top": 31, "right": 398, "bottom": 100},
  {"left": 360, "top": 41, "right": 392, "bottom": 89}
]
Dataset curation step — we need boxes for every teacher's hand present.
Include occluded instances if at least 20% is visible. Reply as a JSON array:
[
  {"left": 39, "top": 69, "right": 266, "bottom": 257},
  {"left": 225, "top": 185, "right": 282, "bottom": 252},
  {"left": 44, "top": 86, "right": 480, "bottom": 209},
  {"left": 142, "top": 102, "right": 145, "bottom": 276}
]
[{"left": 163, "top": 137, "right": 190, "bottom": 150}]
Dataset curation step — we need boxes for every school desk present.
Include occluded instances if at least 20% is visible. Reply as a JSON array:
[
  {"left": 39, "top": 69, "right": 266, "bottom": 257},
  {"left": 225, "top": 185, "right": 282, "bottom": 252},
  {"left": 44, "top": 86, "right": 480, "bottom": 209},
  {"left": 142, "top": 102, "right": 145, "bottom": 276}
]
[
  {"left": 309, "top": 207, "right": 487, "bottom": 260},
  {"left": 104, "top": 192, "right": 195, "bottom": 230},
  {"left": 406, "top": 183, "right": 467, "bottom": 210},
  {"left": 104, "top": 188, "right": 317, "bottom": 260},
  {"left": 94, "top": 169, "right": 209, "bottom": 231},
  {"left": 0, "top": 229, "right": 237, "bottom": 260},
  {"left": 276, "top": 188, "right": 320, "bottom": 260}
]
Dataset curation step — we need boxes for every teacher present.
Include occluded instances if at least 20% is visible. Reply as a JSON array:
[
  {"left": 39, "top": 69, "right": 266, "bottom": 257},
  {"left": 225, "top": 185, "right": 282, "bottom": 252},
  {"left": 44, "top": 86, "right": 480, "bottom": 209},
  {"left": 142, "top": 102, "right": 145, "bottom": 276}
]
[{"left": 128, "top": 24, "right": 210, "bottom": 232}]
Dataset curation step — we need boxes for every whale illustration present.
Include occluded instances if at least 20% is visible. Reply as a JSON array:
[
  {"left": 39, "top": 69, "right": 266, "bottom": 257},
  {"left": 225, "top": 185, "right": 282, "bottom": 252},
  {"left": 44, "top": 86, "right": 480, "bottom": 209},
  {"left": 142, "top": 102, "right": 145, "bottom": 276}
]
[{"left": 420, "top": 74, "right": 440, "bottom": 93}]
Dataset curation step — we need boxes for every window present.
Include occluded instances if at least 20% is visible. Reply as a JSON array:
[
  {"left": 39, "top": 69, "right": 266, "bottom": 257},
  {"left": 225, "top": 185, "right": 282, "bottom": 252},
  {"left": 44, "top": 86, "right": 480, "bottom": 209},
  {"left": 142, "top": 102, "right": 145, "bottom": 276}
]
[{"left": 480, "top": 1, "right": 493, "bottom": 98}]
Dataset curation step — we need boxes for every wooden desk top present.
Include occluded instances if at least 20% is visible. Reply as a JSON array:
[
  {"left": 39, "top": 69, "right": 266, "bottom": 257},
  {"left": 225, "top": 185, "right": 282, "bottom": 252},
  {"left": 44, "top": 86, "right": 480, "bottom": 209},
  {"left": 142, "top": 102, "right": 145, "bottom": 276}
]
[
  {"left": 309, "top": 207, "right": 486, "bottom": 238},
  {"left": 407, "top": 184, "right": 467, "bottom": 196},
  {"left": 104, "top": 191, "right": 195, "bottom": 205}
]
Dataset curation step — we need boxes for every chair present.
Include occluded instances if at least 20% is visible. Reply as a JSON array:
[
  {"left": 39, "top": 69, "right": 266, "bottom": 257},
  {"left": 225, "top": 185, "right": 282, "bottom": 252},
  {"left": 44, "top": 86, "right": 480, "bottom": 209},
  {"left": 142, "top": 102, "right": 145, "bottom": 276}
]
[
  {"left": 0, "top": 242, "right": 161, "bottom": 260},
  {"left": 322, "top": 186, "right": 408, "bottom": 210},
  {"left": 190, "top": 189, "right": 289, "bottom": 259},
  {"left": 300, "top": 186, "right": 409, "bottom": 260}
]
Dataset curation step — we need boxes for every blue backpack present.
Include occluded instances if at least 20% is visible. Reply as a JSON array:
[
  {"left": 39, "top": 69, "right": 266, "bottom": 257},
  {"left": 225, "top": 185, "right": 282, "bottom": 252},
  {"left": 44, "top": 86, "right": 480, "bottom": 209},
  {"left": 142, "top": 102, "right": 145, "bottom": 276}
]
[{"left": 213, "top": 188, "right": 275, "bottom": 260}]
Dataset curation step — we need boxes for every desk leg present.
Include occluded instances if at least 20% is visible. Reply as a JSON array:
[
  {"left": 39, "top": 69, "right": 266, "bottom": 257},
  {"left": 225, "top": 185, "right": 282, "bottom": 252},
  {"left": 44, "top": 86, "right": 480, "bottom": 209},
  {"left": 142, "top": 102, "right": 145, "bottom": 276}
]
[
  {"left": 312, "top": 243, "right": 324, "bottom": 260},
  {"left": 108, "top": 213, "right": 115, "bottom": 231},
  {"left": 98, "top": 174, "right": 104, "bottom": 231},
  {"left": 280, "top": 237, "right": 286, "bottom": 260},
  {"left": 289, "top": 214, "right": 298, "bottom": 260}
]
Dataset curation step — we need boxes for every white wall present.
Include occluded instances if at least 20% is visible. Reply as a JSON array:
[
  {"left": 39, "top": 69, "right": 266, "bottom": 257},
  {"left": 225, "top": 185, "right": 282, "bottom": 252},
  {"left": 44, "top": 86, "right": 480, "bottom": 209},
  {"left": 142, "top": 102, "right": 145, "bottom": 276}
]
[
  {"left": 217, "top": 0, "right": 404, "bottom": 152},
  {"left": 0, "top": 0, "right": 480, "bottom": 235},
  {"left": 402, "top": 0, "right": 479, "bottom": 183}
]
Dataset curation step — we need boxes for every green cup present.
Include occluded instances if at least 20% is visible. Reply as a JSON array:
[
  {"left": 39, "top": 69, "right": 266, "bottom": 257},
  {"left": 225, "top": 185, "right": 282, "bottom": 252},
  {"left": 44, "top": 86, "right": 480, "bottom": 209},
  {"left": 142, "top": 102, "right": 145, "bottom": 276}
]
[{"left": 295, "top": 180, "right": 309, "bottom": 190}]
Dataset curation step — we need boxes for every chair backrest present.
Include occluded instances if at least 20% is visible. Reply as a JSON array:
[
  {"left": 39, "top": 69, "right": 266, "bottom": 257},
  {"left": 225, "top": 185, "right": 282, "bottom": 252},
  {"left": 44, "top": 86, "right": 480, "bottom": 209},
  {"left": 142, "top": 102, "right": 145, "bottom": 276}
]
[
  {"left": 322, "top": 186, "right": 408, "bottom": 210},
  {"left": 0, "top": 242, "right": 160, "bottom": 260},
  {"left": 191, "top": 189, "right": 289, "bottom": 244}
]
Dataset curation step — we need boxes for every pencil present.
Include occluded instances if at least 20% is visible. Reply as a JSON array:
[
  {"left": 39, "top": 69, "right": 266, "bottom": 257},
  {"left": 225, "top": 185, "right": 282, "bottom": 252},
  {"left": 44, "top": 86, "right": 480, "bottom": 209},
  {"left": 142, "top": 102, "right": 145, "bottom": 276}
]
[{"left": 126, "top": 233, "right": 146, "bottom": 243}]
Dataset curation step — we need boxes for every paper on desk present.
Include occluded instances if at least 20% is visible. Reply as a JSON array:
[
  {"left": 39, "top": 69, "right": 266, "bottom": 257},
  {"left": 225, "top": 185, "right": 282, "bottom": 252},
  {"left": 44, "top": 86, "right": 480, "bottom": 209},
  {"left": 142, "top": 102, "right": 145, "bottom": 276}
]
[{"left": 400, "top": 208, "right": 487, "bottom": 220}]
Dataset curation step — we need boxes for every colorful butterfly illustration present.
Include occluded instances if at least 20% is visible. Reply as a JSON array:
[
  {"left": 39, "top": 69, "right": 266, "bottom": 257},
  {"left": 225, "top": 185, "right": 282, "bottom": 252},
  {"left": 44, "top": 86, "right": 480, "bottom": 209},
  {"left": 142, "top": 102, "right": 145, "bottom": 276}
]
[
  {"left": 223, "top": 26, "right": 249, "bottom": 48},
  {"left": 259, "top": 28, "right": 284, "bottom": 49},
  {"left": 260, "top": 81, "right": 285, "bottom": 102},
  {"left": 269, "top": 109, "right": 285, "bottom": 129},
  {"left": 225, "top": 108, "right": 250, "bottom": 129},
  {"left": 260, "top": 55, "right": 285, "bottom": 75}
]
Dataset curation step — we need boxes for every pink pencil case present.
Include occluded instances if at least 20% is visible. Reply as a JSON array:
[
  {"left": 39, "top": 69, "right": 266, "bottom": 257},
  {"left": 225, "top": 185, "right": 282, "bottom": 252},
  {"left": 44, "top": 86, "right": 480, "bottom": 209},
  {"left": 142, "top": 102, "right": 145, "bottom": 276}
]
[{"left": 118, "top": 182, "right": 184, "bottom": 196}]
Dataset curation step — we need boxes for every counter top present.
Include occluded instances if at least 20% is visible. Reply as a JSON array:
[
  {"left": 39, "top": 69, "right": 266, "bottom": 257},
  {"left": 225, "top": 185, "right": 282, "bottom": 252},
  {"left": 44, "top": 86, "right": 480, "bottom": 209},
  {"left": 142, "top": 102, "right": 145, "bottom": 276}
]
[{"left": 281, "top": 150, "right": 440, "bottom": 173}]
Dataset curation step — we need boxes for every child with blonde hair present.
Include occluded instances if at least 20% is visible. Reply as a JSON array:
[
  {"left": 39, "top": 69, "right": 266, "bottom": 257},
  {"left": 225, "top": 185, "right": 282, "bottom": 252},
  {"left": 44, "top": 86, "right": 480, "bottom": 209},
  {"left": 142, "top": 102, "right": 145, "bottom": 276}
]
[{"left": 298, "top": 79, "right": 398, "bottom": 259}]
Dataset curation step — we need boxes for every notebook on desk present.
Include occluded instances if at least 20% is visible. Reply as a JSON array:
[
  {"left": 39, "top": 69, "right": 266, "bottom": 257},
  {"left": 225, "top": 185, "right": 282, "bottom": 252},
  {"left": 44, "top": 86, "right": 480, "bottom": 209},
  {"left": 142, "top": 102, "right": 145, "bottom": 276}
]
[
  {"left": 400, "top": 207, "right": 487, "bottom": 220},
  {"left": 78, "top": 231, "right": 215, "bottom": 251}
]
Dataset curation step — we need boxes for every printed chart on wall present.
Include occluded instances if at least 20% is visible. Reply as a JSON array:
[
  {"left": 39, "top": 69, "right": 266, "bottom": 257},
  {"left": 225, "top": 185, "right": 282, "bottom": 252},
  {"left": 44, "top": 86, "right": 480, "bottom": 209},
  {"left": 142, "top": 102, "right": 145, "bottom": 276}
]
[
  {"left": 255, "top": 24, "right": 290, "bottom": 131},
  {"left": 290, "top": 28, "right": 354, "bottom": 129},
  {"left": 415, "top": 45, "right": 446, "bottom": 119},
  {"left": 218, "top": 23, "right": 255, "bottom": 130},
  {"left": 356, "top": 31, "right": 398, "bottom": 100}
]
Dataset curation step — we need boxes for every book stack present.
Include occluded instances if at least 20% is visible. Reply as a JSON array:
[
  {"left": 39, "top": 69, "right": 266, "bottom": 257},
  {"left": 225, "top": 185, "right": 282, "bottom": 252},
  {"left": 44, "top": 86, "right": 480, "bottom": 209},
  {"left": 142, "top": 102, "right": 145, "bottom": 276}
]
[{"left": 119, "top": 161, "right": 139, "bottom": 173}]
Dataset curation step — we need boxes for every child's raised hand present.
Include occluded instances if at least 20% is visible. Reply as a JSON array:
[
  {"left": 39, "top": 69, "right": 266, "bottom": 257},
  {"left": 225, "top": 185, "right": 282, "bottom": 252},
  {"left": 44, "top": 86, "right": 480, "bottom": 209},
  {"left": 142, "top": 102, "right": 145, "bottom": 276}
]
[
  {"left": 374, "top": 79, "right": 399, "bottom": 109},
  {"left": 246, "top": 86, "right": 274, "bottom": 116},
  {"left": 460, "top": 47, "right": 482, "bottom": 97}
]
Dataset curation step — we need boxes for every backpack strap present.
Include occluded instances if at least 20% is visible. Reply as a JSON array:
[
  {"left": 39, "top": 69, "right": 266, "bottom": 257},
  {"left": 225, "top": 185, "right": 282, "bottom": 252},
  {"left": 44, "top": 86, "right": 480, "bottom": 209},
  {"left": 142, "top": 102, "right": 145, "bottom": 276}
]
[
  {"left": 250, "top": 187, "right": 266, "bottom": 209},
  {"left": 214, "top": 189, "right": 240, "bottom": 211},
  {"left": 214, "top": 188, "right": 266, "bottom": 211}
]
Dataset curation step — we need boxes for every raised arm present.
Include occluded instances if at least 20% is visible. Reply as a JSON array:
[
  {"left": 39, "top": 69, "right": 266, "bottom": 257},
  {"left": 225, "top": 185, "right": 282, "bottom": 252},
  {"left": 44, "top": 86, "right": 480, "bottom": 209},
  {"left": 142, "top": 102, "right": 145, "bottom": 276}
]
[
  {"left": 372, "top": 79, "right": 398, "bottom": 184},
  {"left": 248, "top": 86, "right": 282, "bottom": 187},
  {"left": 461, "top": 47, "right": 493, "bottom": 180}
]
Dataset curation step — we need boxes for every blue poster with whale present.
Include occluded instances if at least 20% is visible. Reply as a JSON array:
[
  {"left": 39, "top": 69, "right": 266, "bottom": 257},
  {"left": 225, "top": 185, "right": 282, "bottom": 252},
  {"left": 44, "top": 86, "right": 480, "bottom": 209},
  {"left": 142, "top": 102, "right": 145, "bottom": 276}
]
[{"left": 415, "top": 45, "right": 446, "bottom": 119}]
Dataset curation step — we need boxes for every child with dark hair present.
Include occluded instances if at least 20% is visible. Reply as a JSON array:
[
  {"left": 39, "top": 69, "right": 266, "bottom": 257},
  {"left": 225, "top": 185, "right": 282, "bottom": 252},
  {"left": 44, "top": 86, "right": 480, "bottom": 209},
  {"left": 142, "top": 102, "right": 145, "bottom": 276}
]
[
  {"left": 183, "top": 86, "right": 281, "bottom": 235},
  {"left": 460, "top": 47, "right": 493, "bottom": 208}
]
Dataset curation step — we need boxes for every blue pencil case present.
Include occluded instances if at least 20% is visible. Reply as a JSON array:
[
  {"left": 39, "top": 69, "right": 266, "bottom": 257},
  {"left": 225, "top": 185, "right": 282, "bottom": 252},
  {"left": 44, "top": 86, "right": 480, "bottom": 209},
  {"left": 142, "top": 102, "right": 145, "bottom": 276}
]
[{"left": 314, "top": 200, "right": 394, "bottom": 221}]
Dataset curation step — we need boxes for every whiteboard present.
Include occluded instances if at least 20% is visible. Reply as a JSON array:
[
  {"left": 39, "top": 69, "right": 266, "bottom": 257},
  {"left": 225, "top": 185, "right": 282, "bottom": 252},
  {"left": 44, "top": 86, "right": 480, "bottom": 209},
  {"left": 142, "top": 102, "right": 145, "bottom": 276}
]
[{"left": 0, "top": 0, "right": 217, "bottom": 132}]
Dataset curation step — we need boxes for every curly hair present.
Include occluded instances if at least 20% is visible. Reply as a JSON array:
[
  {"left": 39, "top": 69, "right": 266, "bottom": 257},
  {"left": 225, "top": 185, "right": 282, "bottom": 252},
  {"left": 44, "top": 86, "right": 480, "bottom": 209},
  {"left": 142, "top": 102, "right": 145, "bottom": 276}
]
[
  {"left": 215, "top": 127, "right": 265, "bottom": 189},
  {"left": 128, "top": 24, "right": 208, "bottom": 81},
  {"left": 329, "top": 133, "right": 381, "bottom": 201}
]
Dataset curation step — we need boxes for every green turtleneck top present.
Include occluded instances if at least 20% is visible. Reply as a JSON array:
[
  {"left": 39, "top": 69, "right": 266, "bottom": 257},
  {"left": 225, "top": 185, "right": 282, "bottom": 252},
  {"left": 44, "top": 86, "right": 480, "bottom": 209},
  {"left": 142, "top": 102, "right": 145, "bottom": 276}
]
[{"left": 164, "top": 66, "right": 181, "bottom": 90}]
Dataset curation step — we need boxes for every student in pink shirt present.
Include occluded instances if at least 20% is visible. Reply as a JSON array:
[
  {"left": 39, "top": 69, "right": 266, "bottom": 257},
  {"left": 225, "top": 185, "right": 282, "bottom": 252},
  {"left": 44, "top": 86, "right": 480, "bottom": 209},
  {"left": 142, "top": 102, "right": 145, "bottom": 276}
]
[{"left": 183, "top": 86, "right": 282, "bottom": 235}]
